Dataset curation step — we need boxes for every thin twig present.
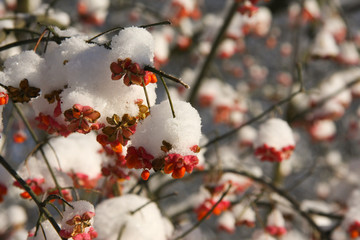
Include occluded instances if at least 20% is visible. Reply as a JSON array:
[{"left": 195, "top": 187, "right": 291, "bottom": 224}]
[
  {"left": 47, "top": 202, "right": 64, "bottom": 218},
  {"left": 187, "top": 1, "right": 241, "bottom": 104},
  {"left": 86, "top": 26, "right": 125, "bottom": 43},
  {"left": 207, "top": 63, "right": 304, "bottom": 151},
  {"left": 156, "top": 169, "right": 328, "bottom": 238},
  {"left": 141, "top": 78, "right": 151, "bottom": 110},
  {"left": 42, "top": 194, "right": 74, "bottom": 209},
  {"left": 173, "top": 185, "right": 232, "bottom": 240},
  {"left": 285, "top": 159, "right": 317, "bottom": 191},
  {"left": 159, "top": 74, "right": 176, "bottom": 118},
  {"left": 216, "top": 169, "right": 325, "bottom": 237},
  {"left": 116, "top": 224, "right": 127, "bottom": 240},
  {"left": 0, "top": 155, "right": 64, "bottom": 239},
  {"left": 131, "top": 192, "right": 178, "bottom": 215},
  {"left": 39, "top": 221, "right": 47, "bottom": 239},
  {"left": 203, "top": 89, "right": 302, "bottom": 148},
  {"left": 86, "top": 20, "right": 171, "bottom": 43},
  {"left": 144, "top": 66, "right": 190, "bottom": 89},
  {"left": 12, "top": 103, "right": 64, "bottom": 199},
  {"left": 290, "top": 0, "right": 305, "bottom": 80},
  {"left": 289, "top": 77, "right": 360, "bottom": 123},
  {"left": 43, "top": 30, "right": 51, "bottom": 53},
  {"left": 139, "top": 20, "right": 171, "bottom": 28},
  {"left": 3, "top": 28, "right": 42, "bottom": 36},
  {"left": 33, "top": 29, "right": 49, "bottom": 52},
  {"left": 46, "top": 142, "right": 62, "bottom": 170},
  {"left": 0, "top": 36, "right": 67, "bottom": 52}
]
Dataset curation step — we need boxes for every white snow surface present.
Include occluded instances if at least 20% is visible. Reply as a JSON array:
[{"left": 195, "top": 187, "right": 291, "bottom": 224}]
[
  {"left": 94, "top": 194, "right": 167, "bottom": 240},
  {"left": 130, "top": 100, "right": 202, "bottom": 157},
  {"left": 254, "top": 118, "right": 295, "bottom": 150}
]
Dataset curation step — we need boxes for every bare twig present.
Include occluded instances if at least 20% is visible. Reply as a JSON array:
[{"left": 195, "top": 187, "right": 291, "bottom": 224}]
[
  {"left": 139, "top": 20, "right": 171, "bottom": 29},
  {"left": 130, "top": 192, "right": 178, "bottom": 215},
  {"left": 141, "top": 78, "right": 151, "bottom": 110},
  {"left": 156, "top": 168, "right": 329, "bottom": 238},
  {"left": 0, "top": 36, "right": 67, "bottom": 52},
  {"left": 3, "top": 28, "right": 42, "bottom": 36},
  {"left": 12, "top": 103, "right": 65, "bottom": 199},
  {"left": 187, "top": 1, "right": 241, "bottom": 104},
  {"left": 86, "top": 21, "right": 171, "bottom": 43},
  {"left": 0, "top": 155, "right": 64, "bottom": 239},
  {"left": 86, "top": 26, "right": 125, "bottom": 43},
  {"left": 173, "top": 184, "right": 232, "bottom": 240},
  {"left": 203, "top": 88, "right": 302, "bottom": 148},
  {"left": 289, "top": 77, "right": 360, "bottom": 122},
  {"left": 145, "top": 66, "right": 190, "bottom": 89},
  {"left": 159, "top": 74, "right": 176, "bottom": 118},
  {"left": 33, "top": 29, "right": 49, "bottom": 52}
]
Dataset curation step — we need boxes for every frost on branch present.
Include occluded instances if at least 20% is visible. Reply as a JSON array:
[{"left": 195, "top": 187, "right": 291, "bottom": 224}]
[{"left": 254, "top": 118, "right": 295, "bottom": 162}]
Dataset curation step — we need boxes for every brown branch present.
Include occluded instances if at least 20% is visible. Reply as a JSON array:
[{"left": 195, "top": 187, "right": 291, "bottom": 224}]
[
  {"left": 33, "top": 29, "right": 49, "bottom": 52},
  {"left": 187, "top": 1, "right": 241, "bottom": 104},
  {"left": 144, "top": 66, "right": 190, "bottom": 89},
  {"left": 0, "top": 36, "right": 67, "bottom": 52},
  {"left": 130, "top": 192, "right": 178, "bottom": 215},
  {"left": 203, "top": 88, "right": 302, "bottom": 148},
  {"left": 156, "top": 169, "right": 329, "bottom": 238},
  {"left": 0, "top": 155, "right": 65, "bottom": 239},
  {"left": 173, "top": 184, "right": 232, "bottom": 240},
  {"left": 289, "top": 77, "right": 360, "bottom": 123},
  {"left": 12, "top": 103, "right": 65, "bottom": 199}
]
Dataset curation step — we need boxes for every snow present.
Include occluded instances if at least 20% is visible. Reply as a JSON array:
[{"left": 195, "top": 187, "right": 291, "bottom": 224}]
[
  {"left": 111, "top": 27, "right": 154, "bottom": 67},
  {"left": 39, "top": 132, "right": 103, "bottom": 178},
  {"left": 94, "top": 194, "right": 167, "bottom": 240},
  {"left": 254, "top": 118, "right": 295, "bottom": 150},
  {"left": 130, "top": 100, "right": 202, "bottom": 157}
]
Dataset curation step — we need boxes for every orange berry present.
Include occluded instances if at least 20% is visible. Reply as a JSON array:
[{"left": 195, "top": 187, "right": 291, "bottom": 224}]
[
  {"left": 141, "top": 170, "right": 150, "bottom": 180},
  {"left": 350, "top": 230, "right": 359, "bottom": 239},
  {"left": 172, "top": 166, "right": 186, "bottom": 179},
  {"left": 20, "top": 192, "right": 30, "bottom": 199},
  {"left": 163, "top": 163, "right": 174, "bottom": 174},
  {"left": 13, "top": 131, "right": 27, "bottom": 144},
  {"left": 0, "top": 92, "right": 9, "bottom": 105},
  {"left": 111, "top": 142, "right": 123, "bottom": 153}
]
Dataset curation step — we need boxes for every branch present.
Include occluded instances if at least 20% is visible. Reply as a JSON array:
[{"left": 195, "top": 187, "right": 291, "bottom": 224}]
[
  {"left": 3, "top": 28, "right": 42, "bottom": 36},
  {"left": 0, "top": 155, "right": 65, "bottom": 239},
  {"left": 173, "top": 184, "right": 232, "bottom": 240},
  {"left": 0, "top": 36, "right": 67, "bottom": 52},
  {"left": 12, "top": 103, "right": 65, "bottom": 199},
  {"left": 156, "top": 169, "right": 329, "bottom": 238},
  {"left": 144, "top": 66, "right": 190, "bottom": 89},
  {"left": 158, "top": 74, "right": 176, "bottom": 118},
  {"left": 203, "top": 88, "right": 302, "bottom": 148},
  {"left": 289, "top": 77, "right": 360, "bottom": 123},
  {"left": 187, "top": 1, "right": 240, "bottom": 104},
  {"left": 130, "top": 192, "right": 178, "bottom": 215},
  {"left": 86, "top": 21, "right": 171, "bottom": 43}
]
